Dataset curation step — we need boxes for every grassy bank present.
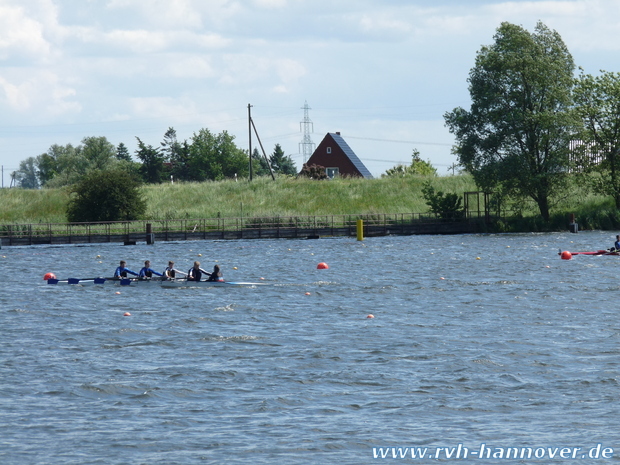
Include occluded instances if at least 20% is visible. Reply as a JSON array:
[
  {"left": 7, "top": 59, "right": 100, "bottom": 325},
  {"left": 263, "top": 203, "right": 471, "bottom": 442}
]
[
  {"left": 2, "top": 174, "right": 620, "bottom": 232},
  {"left": 0, "top": 175, "right": 478, "bottom": 224}
]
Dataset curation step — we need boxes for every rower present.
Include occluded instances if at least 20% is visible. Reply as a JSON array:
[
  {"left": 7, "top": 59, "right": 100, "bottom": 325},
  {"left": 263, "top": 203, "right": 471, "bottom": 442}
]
[
  {"left": 187, "top": 261, "right": 209, "bottom": 281},
  {"left": 163, "top": 260, "right": 184, "bottom": 279},
  {"left": 114, "top": 260, "right": 139, "bottom": 278},
  {"left": 206, "top": 264, "right": 224, "bottom": 282},
  {"left": 139, "top": 260, "right": 163, "bottom": 278},
  {"left": 614, "top": 235, "right": 620, "bottom": 251}
]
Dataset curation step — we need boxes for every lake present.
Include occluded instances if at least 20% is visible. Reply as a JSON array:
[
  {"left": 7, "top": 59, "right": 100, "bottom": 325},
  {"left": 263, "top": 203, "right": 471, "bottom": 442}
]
[{"left": 1, "top": 231, "right": 619, "bottom": 464}]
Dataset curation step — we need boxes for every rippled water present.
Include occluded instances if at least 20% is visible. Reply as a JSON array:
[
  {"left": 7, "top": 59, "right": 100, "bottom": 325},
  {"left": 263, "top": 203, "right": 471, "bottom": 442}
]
[{"left": 2, "top": 231, "right": 620, "bottom": 464}]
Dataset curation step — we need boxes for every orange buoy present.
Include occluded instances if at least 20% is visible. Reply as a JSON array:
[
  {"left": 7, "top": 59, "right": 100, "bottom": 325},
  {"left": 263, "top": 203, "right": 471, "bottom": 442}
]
[
  {"left": 560, "top": 251, "right": 572, "bottom": 260},
  {"left": 305, "top": 292, "right": 311, "bottom": 295},
  {"left": 43, "top": 273, "right": 56, "bottom": 281},
  {"left": 317, "top": 262, "right": 329, "bottom": 269},
  {"left": 366, "top": 314, "right": 375, "bottom": 319},
  {"left": 123, "top": 312, "right": 131, "bottom": 316}
]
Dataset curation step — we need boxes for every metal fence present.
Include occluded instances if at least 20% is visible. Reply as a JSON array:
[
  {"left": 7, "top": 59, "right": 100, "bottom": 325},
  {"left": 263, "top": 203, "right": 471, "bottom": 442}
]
[{"left": 0, "top": 212, "right": 487, "bottom": 246}]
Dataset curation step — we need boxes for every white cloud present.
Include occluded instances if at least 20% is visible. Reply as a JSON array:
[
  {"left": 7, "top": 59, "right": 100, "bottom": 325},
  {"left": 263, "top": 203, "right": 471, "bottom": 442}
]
[
  {"left": 2, "top": 0, "right": 620, "bottom": 174},
  {"left": 0, "top": 3, "right": 53, "bottom": 63},
  {"left": 0, "top": 71, "right": 80, "bottom": 116},
  {"left": 253, "top": 0, "right": 288, "bottom": 8}
]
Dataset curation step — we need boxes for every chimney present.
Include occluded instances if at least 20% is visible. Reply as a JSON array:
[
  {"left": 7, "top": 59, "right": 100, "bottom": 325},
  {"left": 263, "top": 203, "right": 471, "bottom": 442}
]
[{"left": 336, "top": 132, "right": 341, "bottom": 135}]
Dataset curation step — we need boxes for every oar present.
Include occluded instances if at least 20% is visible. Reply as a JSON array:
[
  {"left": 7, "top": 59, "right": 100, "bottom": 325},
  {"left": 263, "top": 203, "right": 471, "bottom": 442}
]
[{"left": 47, "top": 277, "right": 106, "bottom": 285}]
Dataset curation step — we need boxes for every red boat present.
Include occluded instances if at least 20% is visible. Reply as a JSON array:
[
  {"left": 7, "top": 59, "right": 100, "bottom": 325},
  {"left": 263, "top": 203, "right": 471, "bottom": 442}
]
[{"left": 559, "top": 248, "right": 620, "bottom": 259}]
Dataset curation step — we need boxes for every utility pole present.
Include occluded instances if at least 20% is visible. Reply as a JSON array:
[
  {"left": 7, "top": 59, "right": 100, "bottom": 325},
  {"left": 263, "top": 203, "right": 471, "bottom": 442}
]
[
  {"left": 248, "top": 104, "right": 253, "bottom": 181},
  {"left": 299, "top": 101, "right": 315, "bottom": 164},
  {"left": 247, "top": 104, "right": 275, "bottom": 181}
]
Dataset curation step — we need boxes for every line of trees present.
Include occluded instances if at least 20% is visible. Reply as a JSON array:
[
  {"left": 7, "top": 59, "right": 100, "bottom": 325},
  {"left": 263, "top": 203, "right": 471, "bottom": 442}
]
[
  {"left": 444, "top": 21, "right": 620, "bottom": 221},
  {"left": 13, "top": 127, "right": 297, "bottom": 189}
]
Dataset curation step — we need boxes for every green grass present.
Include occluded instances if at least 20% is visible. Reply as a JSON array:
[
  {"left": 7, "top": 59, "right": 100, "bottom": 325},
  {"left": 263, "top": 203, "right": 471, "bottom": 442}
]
[
  {"left": 141, "top": 175, "right": 479, "bottom": 220},
  {"left": 2, "top": 173, "right": 620, "bottom": 233}
]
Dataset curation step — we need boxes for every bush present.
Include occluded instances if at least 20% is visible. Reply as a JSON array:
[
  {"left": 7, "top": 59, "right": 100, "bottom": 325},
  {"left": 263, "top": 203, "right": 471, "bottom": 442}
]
[
  {"left": 421, "top": 181, "right": 464, "bottom": 219},
  {"left": 66, "top": 168, "right": 147, "bottom": 222}
]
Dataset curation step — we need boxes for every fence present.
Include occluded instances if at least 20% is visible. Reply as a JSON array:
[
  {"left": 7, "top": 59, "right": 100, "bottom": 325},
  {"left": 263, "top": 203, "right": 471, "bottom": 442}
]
[{"left": 0, "top": 212, "right": 488, "bottom": 247}]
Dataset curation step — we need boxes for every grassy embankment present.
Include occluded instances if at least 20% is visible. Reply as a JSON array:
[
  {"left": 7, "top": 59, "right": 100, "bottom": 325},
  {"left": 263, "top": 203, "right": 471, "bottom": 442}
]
[
  {"left": 1, "top": 174, "right": 620, "bottom": 231},
  {"left": 0, "top": 175, "right": 476, "bottom": 223}
]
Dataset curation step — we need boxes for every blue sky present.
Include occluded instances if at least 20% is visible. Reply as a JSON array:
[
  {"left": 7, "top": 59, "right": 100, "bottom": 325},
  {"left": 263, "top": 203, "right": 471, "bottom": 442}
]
[{"left": 0, "top": 0, "right": 619, "bottom": 184}]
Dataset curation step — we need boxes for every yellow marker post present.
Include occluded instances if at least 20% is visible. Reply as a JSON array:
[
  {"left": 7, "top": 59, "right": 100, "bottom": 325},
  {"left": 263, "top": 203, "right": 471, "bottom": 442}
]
[{"left": 357, "top": 219, "right": 364, "bottom": 241}]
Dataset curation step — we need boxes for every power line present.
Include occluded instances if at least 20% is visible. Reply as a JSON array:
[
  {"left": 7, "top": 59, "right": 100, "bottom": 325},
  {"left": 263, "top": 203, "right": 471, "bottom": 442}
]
[{"left": 345, "top": 136, "right": 452, "bottom": 147}]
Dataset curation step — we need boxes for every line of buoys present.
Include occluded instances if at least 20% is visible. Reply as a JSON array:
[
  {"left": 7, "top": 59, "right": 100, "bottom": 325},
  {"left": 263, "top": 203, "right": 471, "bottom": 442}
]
[
  {"left": 43, "top": 272, "right": 56, "bottom": 281},
  {"left": 560, "top": 251, "right": 572, "bottom": 260},
  {"left": 317, "top": 262, "right": 329, "bottom": 269}
]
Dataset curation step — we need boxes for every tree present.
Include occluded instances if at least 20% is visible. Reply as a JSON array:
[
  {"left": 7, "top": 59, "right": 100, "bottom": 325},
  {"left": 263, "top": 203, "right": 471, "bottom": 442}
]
[
  {"left": 383, "top": 149, "right": 437, "bottom": 177},
  {"left": 251, "top": 147, "right": 271, "bottom": 177},
  {"left": 81, "top": 136, "right": 116, "bottom": 170},
  {"left": 574, "top": 69, "right": 620, "bottom": 208},
  {"left": 66, "top": 168, "right": 147, "bottom": 222},
  {"left": 135, "top": 137, "right": 165, "bottom": 183},
  {"left": 444, "top": 21, "right": 578, "bottom": 221},
  {"left": 188, "top": 128, "right": 248, "bottom": 181},
  {"left": 38, "top": 138, "right": 118, "bottom": 188},
  {"left": 116, "top": 142, "right": 132, "bottom": 162},
  {"left": 15, "top": 157, "right": 39, "bottom": 189},
  {"left": 270, "top": 144, "right": 297, "bottom": 175}
]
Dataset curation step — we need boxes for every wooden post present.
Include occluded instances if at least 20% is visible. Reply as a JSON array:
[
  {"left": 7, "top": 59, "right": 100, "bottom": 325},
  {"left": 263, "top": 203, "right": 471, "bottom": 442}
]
[
  {"left": 357, "top": 219, "right": 364, "bottom": 241},
  {"left": 248, "top": 104, "right": 253, "bottom": 181},
  {"left": 569, "top": 214, "right": 578, "bottom": 234}
]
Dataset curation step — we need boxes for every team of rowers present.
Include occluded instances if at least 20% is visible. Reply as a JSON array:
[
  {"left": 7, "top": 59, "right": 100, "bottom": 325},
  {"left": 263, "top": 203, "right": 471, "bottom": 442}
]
[{"left": 113, "top": 260, "right": 223, "bottom": 282}]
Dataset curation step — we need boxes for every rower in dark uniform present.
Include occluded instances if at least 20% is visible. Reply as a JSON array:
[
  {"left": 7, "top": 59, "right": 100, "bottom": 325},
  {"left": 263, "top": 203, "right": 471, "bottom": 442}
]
[
  {"left": 114, "top": 260, "right": 139, "bottom": 278},
  {"left": 187, "top": 261, "right": 208, "bottom": 281},
  {"left": 139, "top": 260, "right": 163, "bottom": 278},
  {"left": 163, "top": 261, "right": 181, "bottom": 279},
  {"left": 206, "top": 264, "right": 224, "bottom": 282}
]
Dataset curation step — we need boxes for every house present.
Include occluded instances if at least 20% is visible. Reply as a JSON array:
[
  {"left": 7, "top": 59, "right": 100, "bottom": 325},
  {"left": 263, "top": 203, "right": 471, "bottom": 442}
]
[{"left": 304, "top": 132, "right": 373, "bottom": 179}]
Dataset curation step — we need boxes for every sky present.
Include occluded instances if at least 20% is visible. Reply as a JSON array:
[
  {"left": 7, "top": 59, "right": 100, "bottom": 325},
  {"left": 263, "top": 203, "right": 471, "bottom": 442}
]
[{"left": 1, "top": 0, "right": 619, "bottom": 185}]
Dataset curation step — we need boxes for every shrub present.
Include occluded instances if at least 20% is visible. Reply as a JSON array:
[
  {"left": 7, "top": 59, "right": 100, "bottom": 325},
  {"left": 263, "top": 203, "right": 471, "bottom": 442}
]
[{"left": 66, "top": 168, "right": 147, "bottom": 222}]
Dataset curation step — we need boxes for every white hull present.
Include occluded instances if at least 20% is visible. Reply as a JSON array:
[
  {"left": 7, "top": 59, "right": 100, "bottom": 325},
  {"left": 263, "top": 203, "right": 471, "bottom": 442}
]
[
  {"left": 46, "top": 277, "right": 264, "bottom": 287},
  {"left": 159, "top": 280, "right": 266, "bottom": 288}
]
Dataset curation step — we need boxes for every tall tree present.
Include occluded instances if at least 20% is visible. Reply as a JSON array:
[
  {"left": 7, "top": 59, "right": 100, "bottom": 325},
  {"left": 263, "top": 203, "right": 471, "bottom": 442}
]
[
  {"left": 116, "top": 142, "right": 132, "bottom": 162},
  {"left": 444, "top": 21, "right": 578, "bottom": 221},
  {"left": 81, "top": 136, "right": 116, "bottom": 170},
  {"left": 574, "top": 70, "right": 620, "bottom": 208},
  {"left": 135, "top": 137, "right": 165, "bottom": 183},
  {"left": 188, "top": 128, "right": 248, "bottom": 181},
  {"left": 251, "top": 147, "right": 271, "bottom": 177},
  {"left": 269, "top": 144, "right": 296, "bottom": 175},
  {"left": 15, "top": 157, "right": 39, "bottom": 189}
]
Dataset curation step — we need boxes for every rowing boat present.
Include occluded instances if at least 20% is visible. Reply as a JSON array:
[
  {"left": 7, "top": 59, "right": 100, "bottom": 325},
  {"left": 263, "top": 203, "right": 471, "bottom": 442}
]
[
  {"left": 45, "top": 276, "right": 266, "bottom": 287},
  {"left": 159, "top": 279, "right": 267, "bottom": 288},
  {"left": 46, "top": 277, "right": 165, "bottom": 286},
  {"left": 558, "top": 249, "right": 620, "bottom": 257}
]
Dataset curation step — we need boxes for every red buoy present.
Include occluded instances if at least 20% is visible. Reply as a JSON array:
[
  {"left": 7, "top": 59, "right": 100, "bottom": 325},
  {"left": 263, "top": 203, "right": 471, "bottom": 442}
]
[
  {"left": 560, "top": 251, "right": 572, "bottom": 260},
  {"left": 317, "top": 262, "right": 329, "bottom": 269},
  {"left": 43, "top": 273, "right": 56, "bottom": 281}
]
